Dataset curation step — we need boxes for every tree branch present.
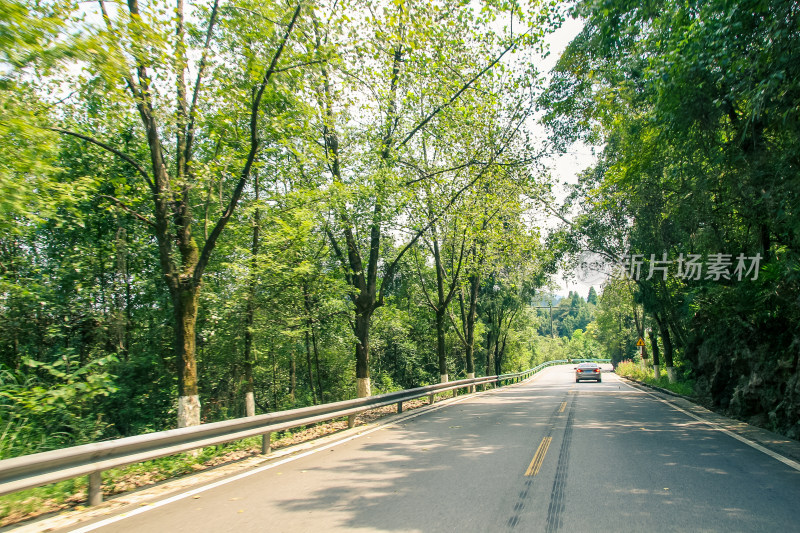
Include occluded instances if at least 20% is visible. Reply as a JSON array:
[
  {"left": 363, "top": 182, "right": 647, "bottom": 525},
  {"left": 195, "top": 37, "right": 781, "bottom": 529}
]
[
  {"left": 378, "top": 112, "right": 527, "bottom": 306},
  {"left": 195, "top": 2, "right": 303, "bottom": 284},
  {"left": 45, "top": 126, "right": 154, "bottom": 190},
  {"left": 99, "top": 195, "right": 156, "bottom": 227},
  {"left": 274, "top": 59, "right": 326, "bottom": 73},
  {"left": 443, "top": 226, "right": 468, "bottom": 307},
  {"left": 325, "top": 226, "right": 354, "bottom": 290},
  {"left": 398, "top": 30, "right": 531, "bottom": 148},
  {"left": 184, "top": 0, "right": 221, "bottom": 163},
  {"left": 447, "top": 306, "right": 467, "bottom": 345},
  {"left": 412, "top": 245, "right": 437, "bottom": 311}
]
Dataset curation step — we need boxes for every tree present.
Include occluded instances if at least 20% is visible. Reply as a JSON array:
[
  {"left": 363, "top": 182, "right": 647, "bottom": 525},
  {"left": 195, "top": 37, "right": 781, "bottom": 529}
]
[
  {"left": 10, "top": 0, "right": 311, "bottom": 426},
  {"left": 310, "top": 0, "right": 553, "bottom": 397},
  {"left": 587, "top": 286, "right": 598, "bottom": 305}
]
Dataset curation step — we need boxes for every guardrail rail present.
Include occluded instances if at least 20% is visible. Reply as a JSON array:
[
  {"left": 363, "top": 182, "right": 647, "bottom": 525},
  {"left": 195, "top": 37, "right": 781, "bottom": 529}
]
[{"left": 0, "top": 358, "right": 609, "bottom": 505}]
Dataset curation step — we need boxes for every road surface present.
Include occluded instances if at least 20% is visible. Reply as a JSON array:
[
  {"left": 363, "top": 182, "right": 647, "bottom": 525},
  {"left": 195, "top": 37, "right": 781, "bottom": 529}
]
[{"left": 54, "top": 365, "right": 800, "bottom": 532}]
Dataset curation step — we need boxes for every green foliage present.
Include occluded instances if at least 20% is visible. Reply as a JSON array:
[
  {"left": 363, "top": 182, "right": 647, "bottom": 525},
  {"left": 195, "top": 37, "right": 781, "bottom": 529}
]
[
  {"left": 587, "top": 286, "right": 598, "bottom": 305},
  {"left": 591, "top": 278, "right": 640, "bottom": 364},
  {"left": 0, "top": 356, "right": 117, "bottom": 458},
  {"left": 0, "top": 0, "right": 563, "bottom": 469},
  {"left": 543, "top": 0, "right": 800, "bottom": 437},
  {"left": 534, "top": 290, "right": 595, "bottom": 338},
  {"left": 531, "top": 336, "right": 570, "bottom": 364}
]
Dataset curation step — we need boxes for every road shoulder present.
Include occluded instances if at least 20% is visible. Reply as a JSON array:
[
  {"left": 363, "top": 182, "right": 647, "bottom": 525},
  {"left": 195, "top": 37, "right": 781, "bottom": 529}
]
[{"left": 620, "top": 376, "right": 800, "bottom": 468}]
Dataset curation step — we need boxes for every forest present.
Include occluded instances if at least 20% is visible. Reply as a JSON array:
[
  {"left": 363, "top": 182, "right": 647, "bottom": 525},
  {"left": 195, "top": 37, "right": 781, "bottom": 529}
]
[{"left": 1, "top": 0, "right": 798, "bottom": 463}]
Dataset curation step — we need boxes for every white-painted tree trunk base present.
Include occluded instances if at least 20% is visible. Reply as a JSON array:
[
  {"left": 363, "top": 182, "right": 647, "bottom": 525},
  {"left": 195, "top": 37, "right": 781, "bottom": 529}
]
[
  {"left": 357, "top": 377, "right": 371, "bottom": 398},
  {"left": 653, "top": 364, "right": 661, "bottom": 379},
  {"left": 440, "top": 374, "right": 448, "bottom": 383},
  {"left": 245, "top": 391, "right": 255, "bottom": 417},
  {"left": 177, "top": 395, "right": 201, "bottom": 428},
  {"left": 467, "top": 372, "right": 475, "bottom": 392},
  {"left": 666, "top": 366, "right": 677, "bottom": 383}
]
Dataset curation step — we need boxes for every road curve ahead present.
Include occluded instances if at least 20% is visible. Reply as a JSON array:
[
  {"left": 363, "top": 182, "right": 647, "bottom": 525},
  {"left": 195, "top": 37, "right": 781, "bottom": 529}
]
[{"left": 58, "top": 366, "right": 800, "bottom": 533}]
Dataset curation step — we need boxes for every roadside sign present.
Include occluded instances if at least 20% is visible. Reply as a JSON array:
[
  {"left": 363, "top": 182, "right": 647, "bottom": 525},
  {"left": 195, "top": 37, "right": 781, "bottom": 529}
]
[{"left": 636, "top": 337, "right": 645, "bottom": 347}]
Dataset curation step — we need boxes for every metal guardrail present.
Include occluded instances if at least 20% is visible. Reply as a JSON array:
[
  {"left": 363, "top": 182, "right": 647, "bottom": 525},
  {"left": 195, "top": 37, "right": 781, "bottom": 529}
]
[{"left": 0, "top": 358, "right": 609, "bottom": 504}]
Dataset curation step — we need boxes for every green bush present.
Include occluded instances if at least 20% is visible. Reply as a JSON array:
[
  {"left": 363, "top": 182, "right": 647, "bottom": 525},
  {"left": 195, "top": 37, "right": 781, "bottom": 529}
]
[{"left": 0, "top": 355, "right": 118, "bottom": 459}]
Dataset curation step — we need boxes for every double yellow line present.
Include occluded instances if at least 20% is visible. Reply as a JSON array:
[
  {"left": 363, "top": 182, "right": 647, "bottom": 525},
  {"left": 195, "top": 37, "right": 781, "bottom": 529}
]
[
  {"left": 525, "top": 401, "right": 567, "bottom": 476},
  {"left": 525, "top": 436, "right": 552, "bottom": 476}
]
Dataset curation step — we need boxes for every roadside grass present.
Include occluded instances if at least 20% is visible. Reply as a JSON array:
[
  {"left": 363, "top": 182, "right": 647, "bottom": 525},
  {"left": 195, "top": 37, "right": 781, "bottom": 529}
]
[{"left": 615, "top": 360, "right": 695, "bottom": 398}]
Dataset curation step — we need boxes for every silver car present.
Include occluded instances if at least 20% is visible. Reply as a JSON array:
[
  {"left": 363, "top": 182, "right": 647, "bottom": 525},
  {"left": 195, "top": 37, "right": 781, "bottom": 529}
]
[{"left": 575, "top": 362, "right": 602, "bottom": 383}]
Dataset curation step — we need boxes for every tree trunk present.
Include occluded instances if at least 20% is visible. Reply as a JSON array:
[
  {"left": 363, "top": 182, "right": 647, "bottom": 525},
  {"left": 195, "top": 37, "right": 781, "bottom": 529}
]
[
  {"left": 436, "top": 307, "right": 448, "bottom": 382},
  {"left": 494, "top": 333, "right": 503, "bottom": 377},
  {"left": 464, "top": 272, "right": 479, "bottom": 377},
  {"left": 311, "top": 323, "right": 324, "bottom": 403},
  {"left": 243, "top": 300, "right": 256, "bottom": 416},
  {"left": 302, "top": 285, "right": 321, "bottom": 404},
  {"left": 114, "top": 227, "right": 129, "bottom": 360},
  {"left": 426, "top": 225, "right": 465, "bottom": 383},
  {"left": 290, "top": 350, "right": 296, "bottom": 403},
  {"left": 648, "top": 328, "right": 661, "bottom": 378},
  {"left": 271, "top": 349, "right": 277, "bottom": 408},
  {"left": 243, "top": 173, "right": 260, "bottom": 417},
  {"left": 305, "top": 328, "right": 317, "bottom": 404},
  {"left": 354, "top": 307, "right": 372, "bottom": 397},
  {"left": 174, "top": 282, "right": 201, "bottom": 427},
  {"left": 655, "top": 313, "right": 676, "bottom": 382},
  {"left": 243, "top": 297, "right": 255, "bottom": 416},
  {"left": 486, "top": 329, "right": 494, "bottom": 376},
  {"left": 499, "top": 334, "right": 509, "bottom": 376}
]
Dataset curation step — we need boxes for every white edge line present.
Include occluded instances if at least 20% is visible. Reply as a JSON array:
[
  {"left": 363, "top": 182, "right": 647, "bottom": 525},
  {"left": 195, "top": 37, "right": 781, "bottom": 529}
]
[
  {"left": 620, "top": 378, "right": 800, "bottom": 473},
  {"left": 66, "top": 392, "right": 482, "bottom": 533}
]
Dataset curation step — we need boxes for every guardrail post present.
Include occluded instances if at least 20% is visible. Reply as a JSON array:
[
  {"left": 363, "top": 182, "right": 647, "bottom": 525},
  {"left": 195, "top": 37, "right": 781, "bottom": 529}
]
[
  {"left": 88, "top": 471, "right": 102, "bottom": 506},
  {"left": 261, "top": 432, "right": 272, "bottom": 455},
  {"left": 347, "top": 414, "right": 356, "bottom": 428},
  {"left": 397, "top": 401, "right": 403, "bottom": 413},
  {"left": 428, "top": 393, "right": 435, "bottom": 405}
]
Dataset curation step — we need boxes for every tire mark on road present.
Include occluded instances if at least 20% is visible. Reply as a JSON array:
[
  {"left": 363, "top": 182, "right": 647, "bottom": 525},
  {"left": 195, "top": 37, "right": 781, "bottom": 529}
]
[
  {"left": 545, "top": 394, "right": 576, "bottom": 533},
  {"left": 506, "top": 391, "right": 573, "bottom": 530}
]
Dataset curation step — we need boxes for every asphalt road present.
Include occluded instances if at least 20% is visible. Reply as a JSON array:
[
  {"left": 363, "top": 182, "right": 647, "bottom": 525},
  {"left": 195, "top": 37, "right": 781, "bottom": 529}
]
[{"left": 60, "top": 366, "right": 800, "bottom": 533}]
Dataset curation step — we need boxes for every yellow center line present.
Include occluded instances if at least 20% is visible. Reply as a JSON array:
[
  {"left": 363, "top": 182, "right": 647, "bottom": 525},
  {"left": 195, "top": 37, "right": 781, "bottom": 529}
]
[
  {"left": 525, "top": 436, "right": 552, "bottom": 476},
  {"left": 558, "top": 401, "right": 567, "bottom": 413}
]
